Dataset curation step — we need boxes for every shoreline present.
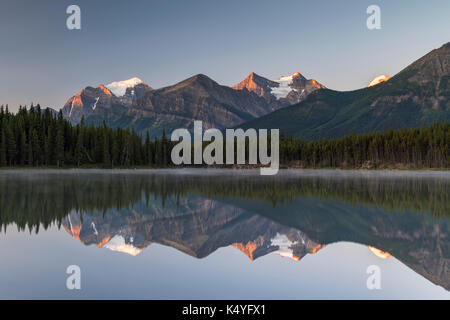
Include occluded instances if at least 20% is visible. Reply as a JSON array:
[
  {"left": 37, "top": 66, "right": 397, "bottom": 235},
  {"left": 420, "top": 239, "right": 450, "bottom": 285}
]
[
  {"left": 1, "top": 167, "right": 449, "bottom": 178},
  {"left": 1, "top": 164, "right": 449, "bottom": 171}
]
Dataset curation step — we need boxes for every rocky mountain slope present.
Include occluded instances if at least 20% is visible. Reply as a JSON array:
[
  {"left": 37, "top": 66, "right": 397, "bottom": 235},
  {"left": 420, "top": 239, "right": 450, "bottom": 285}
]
[{"left": 62, "top": 78, "right": 152, "bottom": 125}]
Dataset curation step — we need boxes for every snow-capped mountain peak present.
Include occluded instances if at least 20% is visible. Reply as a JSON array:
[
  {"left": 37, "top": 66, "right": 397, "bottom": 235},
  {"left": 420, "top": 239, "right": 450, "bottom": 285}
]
[
  {"left": 232, "top": 71, "right": 325, "bottom": 107},
  {"left": 275, "top": 72, "right": 303, "bottom": 82},
  {"left": 106, "top": 77, "right": 145, "bottom": 97},
  {"left": 367, "top": 75, "right": 391, "bottom": 87},
  {"left": 271, "top": 73, "right": 305, "bottom": 99}
]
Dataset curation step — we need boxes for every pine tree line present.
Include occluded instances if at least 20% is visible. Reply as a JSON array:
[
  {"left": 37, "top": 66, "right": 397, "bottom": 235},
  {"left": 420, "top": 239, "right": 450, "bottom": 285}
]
[
  {"left": 0, "top": 105, "right": 448, "bottom": 168},
  {"left": 0, "top": 105, "right": 171, "bottom": 167},
  {"left": 279, "top": 122, "right": 449, "bottom": 168}
]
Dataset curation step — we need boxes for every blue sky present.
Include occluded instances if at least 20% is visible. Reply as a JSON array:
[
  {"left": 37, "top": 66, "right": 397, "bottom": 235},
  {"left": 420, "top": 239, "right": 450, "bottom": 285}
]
[{"left": 1, "top": 0, "right": 449, "bottom": 112}]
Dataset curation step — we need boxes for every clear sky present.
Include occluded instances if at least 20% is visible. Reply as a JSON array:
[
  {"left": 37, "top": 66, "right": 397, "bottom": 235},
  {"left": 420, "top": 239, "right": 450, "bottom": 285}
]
[
  {"left": 1, "top": 0, "right": 449, "bottom": 112},
  {"left": 2, "top": 226, "right": 449, "bottom": 299}
]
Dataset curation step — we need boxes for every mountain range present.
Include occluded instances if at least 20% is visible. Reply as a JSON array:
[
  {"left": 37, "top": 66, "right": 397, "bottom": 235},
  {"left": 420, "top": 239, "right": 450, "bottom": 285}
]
[
  {"left": 61, "top": 42, "right": 449, "bottom": 139},
  {"left": 62, "top": 72, "right": 324, "bottom": 137},
  {"left": 241, "top": 42, "right": 450, "bottom": 139}
]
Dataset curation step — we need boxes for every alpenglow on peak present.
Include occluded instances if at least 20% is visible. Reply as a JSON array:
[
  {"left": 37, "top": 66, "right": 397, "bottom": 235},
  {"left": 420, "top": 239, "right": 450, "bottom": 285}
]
[
  {"left": 106, "top": 77, "right": 145, "bottom": 97},
  {"left": 367, "top": 75, "right": 391, "bottom": 87}
]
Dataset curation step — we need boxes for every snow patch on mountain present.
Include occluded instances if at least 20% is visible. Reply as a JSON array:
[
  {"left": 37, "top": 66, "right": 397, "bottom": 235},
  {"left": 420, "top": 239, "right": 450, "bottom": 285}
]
[
  {"left": 92, "top": 97, "right": 99, "bottom": 110},
  {"left": 103, "top": 235, "right": 143, "bottom": 256},
  {"left": 69, "top": 99, "right": 75, "bottom": 117},
  {"left": 270, "top": 75, "right": 294, "bottom": 99},
  {"left": 270, "top": 233, "right": 299, "bottom": 260},
  {"left": 106, "top": 77, "right": 144, "bottom": 97}
]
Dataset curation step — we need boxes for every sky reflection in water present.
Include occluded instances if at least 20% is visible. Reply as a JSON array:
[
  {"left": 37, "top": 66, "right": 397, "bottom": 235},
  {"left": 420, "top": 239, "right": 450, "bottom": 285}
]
[{"left": 0, "top": 169, "right": 449, "bottom": 299}]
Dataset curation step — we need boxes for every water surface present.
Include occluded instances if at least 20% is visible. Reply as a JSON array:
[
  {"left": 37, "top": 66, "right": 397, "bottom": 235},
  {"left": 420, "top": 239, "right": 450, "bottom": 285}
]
[{"left": 0, "top": 169, "right": 449, "bottom": 299}]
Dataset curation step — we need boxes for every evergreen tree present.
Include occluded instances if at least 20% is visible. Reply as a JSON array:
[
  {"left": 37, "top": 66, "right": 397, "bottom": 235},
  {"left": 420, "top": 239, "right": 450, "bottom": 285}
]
[
  {"left": 0, "top": 128, "right": 6, "bottom": 166},
  {"left": 29, "top": 129, "right": 40, "bottom": 166},
  {"left": 110, "top": 131, "right": 119, "bottom": 168},
  {"left": 55, "top": 111, "right": 65, "bottom": 167},
  {"left": 103, "top": 132, "right": 111, "bottom": 167},
  {"left": 19, "top": 129, "right": 27, "bottom": 166},
  {"left": 161, "top": 129, "right": 168, "bottom": 166},
  {"left": 144, "top": 131, "right": 153, "bottom": 166},
  {"left": 75, "top": 127, "right": 84, "bottom": 167},
  {"left": 6, "top": 124, "right": 17, "bottom": 166}
]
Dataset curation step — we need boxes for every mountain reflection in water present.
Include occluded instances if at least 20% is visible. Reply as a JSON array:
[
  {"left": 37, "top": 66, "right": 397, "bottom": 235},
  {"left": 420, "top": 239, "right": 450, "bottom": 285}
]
[{"left": 0, "top": 169, "right": 448, "bottom": 292}]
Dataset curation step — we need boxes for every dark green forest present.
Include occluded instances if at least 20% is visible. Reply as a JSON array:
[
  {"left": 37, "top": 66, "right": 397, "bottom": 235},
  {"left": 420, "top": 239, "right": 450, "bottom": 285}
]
[
  {"left": 279, "top": 121, "right": 449, "bottom": 168},
  {"left": 0, "top": 105, "right": 170, "bottom": 168},
  {"left": 0, "top": 105, "right": 449, "bottom": 168}
]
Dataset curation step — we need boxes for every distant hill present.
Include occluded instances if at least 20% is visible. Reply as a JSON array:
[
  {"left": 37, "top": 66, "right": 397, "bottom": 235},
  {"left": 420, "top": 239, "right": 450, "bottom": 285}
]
[{"left": 240, "top": 42, "right": 450, "bottom": 140}]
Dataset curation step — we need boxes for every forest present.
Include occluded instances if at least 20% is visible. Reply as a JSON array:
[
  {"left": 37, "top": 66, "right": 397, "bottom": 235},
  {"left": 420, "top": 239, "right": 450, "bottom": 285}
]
[{"left": 0, "top": 105, "right": 449, "bottom": 169}]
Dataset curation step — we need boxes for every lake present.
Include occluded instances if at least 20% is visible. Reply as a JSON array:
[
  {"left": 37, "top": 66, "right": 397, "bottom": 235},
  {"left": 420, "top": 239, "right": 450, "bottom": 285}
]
[{"left": 0, "top": 169, "right": 449, "bottom": 299}]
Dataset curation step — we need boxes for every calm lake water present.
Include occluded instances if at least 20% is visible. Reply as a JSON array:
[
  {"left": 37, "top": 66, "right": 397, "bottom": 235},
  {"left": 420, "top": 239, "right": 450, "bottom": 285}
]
[{"left": 0, "top": 169, "right": 449, "bottom": 299}]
